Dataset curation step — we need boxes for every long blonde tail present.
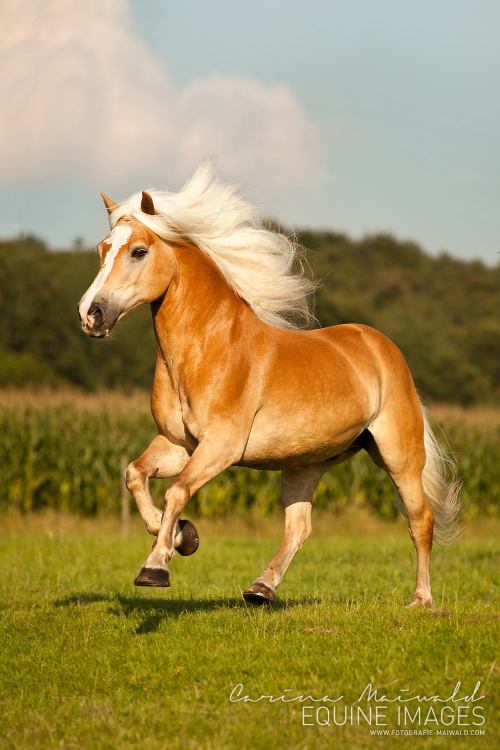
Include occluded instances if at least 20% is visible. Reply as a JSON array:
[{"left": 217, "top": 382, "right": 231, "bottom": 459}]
[{"left": 421, "top": 405, "right": 462, "bottom": 545}]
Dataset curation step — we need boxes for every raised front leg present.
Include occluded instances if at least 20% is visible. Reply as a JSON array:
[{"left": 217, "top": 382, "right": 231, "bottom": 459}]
[
  {"left": 243, "top": 465, "right": 326, "bottom": 605},
  {"left": 125, "top": 434, "right": 189, "bottom": 535},
  {"left": 134, "top": 434, "right": 245, "bottom": 587}
]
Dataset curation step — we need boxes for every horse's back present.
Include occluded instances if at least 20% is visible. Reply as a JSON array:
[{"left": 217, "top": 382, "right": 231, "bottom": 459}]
[{"left": 267, "top": 321, "right": 410, "bottom": 399}]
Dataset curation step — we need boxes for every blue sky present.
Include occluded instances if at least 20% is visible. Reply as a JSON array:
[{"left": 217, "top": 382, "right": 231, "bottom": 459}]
[{"left": 1, "top": 0, "right": 499, "bottom": 262}]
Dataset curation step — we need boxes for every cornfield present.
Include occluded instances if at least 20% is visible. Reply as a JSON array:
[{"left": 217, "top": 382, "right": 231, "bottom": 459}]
[{"left": 1, "top": 391, "right": 498, "bottom": 519}]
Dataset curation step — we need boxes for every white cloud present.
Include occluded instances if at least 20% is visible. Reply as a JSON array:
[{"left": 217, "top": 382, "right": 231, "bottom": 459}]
[
  {"left": 177, "top": 75, "right": 320, "bottom": 188},
  {"left": 0, "top": 0, "right": 321, "bottom": 191}
]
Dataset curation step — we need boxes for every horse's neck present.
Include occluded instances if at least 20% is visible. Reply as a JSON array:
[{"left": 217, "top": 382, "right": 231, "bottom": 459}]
[{"left": 152, "top": 242, "right": 248, "bottom": 367}]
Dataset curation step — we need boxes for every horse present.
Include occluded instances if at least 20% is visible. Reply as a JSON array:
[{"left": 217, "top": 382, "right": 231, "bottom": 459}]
[{"left": 78, "top": 163, "right": 461, "bottom": 607}]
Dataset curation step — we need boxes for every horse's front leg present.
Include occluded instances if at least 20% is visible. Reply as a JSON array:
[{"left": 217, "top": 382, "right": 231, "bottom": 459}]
[
  {"left": 125, "top": 434, "right": 189, "bottom": 535},
  {"left": 243, "top": 465, "right": 326, "bottom": 604},
  {"left": 134, "top": 435, "right": 244, "bottom": 587}
]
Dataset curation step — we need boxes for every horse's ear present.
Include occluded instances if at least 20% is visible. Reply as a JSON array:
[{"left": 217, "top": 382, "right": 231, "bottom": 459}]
[
  {"left": 100, "top": 192, "right": 117, "bottom": 214},
  {"left": 141, "top": 191, "right": 155, "bottom": 215}
]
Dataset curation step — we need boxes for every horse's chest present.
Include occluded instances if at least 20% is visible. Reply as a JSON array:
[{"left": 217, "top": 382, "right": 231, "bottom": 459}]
[
  {"left": 178, "top": 390, "right": 201, "bottom": 439},
  {"left": 151, "top": 377, "right": 198, "bottom": 450}
]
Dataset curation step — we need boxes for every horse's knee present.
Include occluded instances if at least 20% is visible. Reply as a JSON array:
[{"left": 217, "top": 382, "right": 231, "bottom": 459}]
[
  {"left": 125, "top": 459, "right": 162, "bottom": 536},
  {"left": 125, "top": 460, "right": 144, "bottom": 494},
  {"left": 165, "top": 483, "right": 190, "bottom": 515}
]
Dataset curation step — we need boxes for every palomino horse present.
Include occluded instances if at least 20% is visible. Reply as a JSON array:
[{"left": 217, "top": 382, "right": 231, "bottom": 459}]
[{"left": 78, "top": 164, "right": 460, "bottom": 607}]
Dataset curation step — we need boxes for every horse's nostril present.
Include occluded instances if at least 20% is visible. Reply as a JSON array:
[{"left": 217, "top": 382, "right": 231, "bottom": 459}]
[{"left": 88, "top": 302, "right": 104, "bottom": 326}]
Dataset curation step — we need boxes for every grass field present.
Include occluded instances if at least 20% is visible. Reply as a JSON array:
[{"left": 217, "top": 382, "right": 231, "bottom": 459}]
[{"left": 0, "top": 515, "right": 498, "bottom": 749}]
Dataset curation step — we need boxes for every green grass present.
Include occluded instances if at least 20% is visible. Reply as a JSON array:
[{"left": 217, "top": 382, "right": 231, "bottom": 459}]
[{"left": 0, "top": 518, "right": 498, "bottom": 749}]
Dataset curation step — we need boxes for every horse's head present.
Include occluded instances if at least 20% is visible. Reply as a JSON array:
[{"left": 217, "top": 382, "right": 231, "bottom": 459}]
[{"left": 78, "top": 192, "right": 175, "bottom": 337}]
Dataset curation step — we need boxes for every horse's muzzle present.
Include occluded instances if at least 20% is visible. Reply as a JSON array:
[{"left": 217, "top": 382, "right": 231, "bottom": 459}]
[{"left": 79, "top": 297, "right": 118, "bottom": 338}]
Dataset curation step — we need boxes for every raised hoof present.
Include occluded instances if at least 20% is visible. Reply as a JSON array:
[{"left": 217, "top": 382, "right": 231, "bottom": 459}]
[
  {"left": 134, "top": 567, "right": 170, "bottom": 587},
  {"left": 176, "top": 519, "right": 200, "bottom": 557},
  {"left": 242, "top": 582, "right": 276, "bottom": 606}
]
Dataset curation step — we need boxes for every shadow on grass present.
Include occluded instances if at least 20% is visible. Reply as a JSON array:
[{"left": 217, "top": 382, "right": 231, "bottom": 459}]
[{"left": 53, "top": 592, "right": 322, "bottom": 634}]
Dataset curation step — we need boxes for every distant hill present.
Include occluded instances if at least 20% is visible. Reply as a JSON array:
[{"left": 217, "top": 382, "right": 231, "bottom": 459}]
[{"left": 0, "top": 232, "right": 498, "bottom": 404}]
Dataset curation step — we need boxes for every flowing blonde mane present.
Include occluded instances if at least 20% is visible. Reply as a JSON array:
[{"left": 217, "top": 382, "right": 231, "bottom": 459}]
[{"left": 110, "top": 163, "right": 316, "bottom": 328}]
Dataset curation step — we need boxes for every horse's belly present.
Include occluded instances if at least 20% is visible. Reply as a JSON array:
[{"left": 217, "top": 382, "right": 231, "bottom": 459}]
[{"left": 240, "top": 403, "right": 369, "bottom": 469}]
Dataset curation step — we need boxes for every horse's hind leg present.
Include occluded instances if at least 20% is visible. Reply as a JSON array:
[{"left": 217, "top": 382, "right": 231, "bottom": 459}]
[
  {"left": 243, "top": 465, "right": 324, "bottom": 605},
  {"left": 394, "top": 471, "right": 433, "bottom": 607},
  {"left": 367, "top": 412, "right": 434, "bottom": 608}
]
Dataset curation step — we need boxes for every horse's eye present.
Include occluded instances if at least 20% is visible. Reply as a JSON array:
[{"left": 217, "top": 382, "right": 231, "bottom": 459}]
[{"left": 131, "top": 246, "right": 148, "bottom": 259}]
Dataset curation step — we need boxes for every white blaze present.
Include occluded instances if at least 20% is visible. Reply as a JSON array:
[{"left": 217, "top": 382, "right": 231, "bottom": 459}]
[{"left": 79, "top": 224, "right": 132, "bottom": 325}]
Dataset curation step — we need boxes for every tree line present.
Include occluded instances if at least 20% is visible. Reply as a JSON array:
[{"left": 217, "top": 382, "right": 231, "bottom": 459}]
[{"left": 0, "top": 231, "right": 498, "bottom": 404}]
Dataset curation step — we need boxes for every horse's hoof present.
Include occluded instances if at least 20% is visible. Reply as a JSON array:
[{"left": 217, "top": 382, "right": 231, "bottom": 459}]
[
  {"left": 176, "top": 519, "right": 200, "bottom": 556},
  {"left": 134, "top": 567, "right": 170, "bottom": 587},
  {"left": 243, "top": 581, "right": 276, "bottom": 605}
]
